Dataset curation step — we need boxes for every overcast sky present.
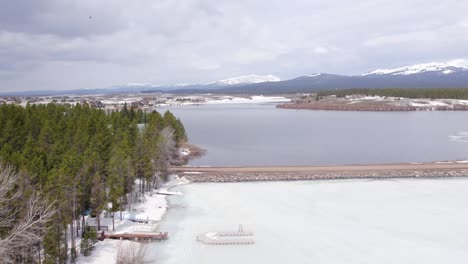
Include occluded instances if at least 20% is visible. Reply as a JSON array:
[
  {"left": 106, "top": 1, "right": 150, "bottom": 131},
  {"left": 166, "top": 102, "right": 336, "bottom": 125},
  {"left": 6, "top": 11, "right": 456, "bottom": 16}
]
[{"left": 1, "top": 0, "right": 468, "bottom": 92}]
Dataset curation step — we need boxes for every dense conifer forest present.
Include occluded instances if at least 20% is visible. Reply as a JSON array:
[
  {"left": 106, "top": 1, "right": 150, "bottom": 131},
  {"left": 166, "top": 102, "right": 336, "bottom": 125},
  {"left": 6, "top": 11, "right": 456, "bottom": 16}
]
[{"left": 0, "top": 103, "right": 186, "bottom": 263}]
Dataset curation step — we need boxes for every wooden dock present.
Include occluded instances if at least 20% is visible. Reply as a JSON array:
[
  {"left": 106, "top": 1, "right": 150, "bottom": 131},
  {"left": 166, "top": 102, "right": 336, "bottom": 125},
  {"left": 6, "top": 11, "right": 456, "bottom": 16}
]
[{"left": 103, "top": 232, "right": 168, "bottom": 242}]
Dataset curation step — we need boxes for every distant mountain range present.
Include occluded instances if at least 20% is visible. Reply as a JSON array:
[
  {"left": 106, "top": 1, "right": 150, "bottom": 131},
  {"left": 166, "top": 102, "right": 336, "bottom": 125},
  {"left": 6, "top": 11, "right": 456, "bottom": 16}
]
[{"left": 2, "top": 62, "right": 468, "bottom": 96}]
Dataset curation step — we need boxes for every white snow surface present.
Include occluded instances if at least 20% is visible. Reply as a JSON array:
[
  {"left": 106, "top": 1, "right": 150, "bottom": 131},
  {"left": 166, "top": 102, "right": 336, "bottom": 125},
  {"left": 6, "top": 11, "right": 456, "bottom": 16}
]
[
  {"left": 362, "top": 62, "right": 468, "bottom": 76},
  {"left": 179, "top": 148, "right": 190, "bottom": 156},
  {"left": 306, "top": 73, "right": 323, "bottom": 77},
  {"left": 453, "top": 99, "right": 468, "bottom": 105},
  {"left": 204, "top": 95, "right": 289, "bottom": 104},
  {"left": 363, "top": 95, "right": 385, "bottom": 100},
  {"left": 205, "top": 74, "right": 280, "bottom": 85},
  {"left": 151, "top": 179, "right": 468, "bottom": 264},
  {"left": 409, "top": 100, "right": 450, "bottom": 107}
]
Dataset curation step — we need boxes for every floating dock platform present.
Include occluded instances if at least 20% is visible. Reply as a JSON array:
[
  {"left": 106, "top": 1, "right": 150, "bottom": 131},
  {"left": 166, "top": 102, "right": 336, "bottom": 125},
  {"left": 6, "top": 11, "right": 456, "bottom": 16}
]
[{"left": 196, "top": 225, "right": 255, "bottom": 245}]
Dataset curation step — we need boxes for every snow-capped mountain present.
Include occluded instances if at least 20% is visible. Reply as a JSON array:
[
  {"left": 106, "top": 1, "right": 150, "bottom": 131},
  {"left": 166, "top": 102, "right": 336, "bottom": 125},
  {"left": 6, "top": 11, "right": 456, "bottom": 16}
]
[
  {"left": 222, "top": 61, "right": 468, "bottom": 94},
  {"left": 106, "top": 74, "right": 281, "bottom": 92},
  {"left": 204, "top": 74, "right": 280, "bottom": 86},
  {"left": 362, "top": 62, "right": 468, "bottom": 76},
  {"left": 4, "top": 61, "right": 468, "bottom": 96},
  {"left": 305, "top": 73, "right": 323, "bottom": 77}
]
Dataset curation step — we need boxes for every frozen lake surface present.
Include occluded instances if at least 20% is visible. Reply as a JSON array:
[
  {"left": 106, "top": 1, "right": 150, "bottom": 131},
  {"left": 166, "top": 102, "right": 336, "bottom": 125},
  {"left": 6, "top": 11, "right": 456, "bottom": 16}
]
[{"left": 148, "top": 178, "right": 468, "bottom": 264}]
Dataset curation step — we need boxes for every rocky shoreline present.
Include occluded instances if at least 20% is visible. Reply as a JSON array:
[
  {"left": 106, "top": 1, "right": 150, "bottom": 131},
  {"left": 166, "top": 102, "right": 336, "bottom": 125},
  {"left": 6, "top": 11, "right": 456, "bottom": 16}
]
[
  {"left": 181, "top": 170, "right": 467, "bottom": 183},
  {"left": 173, "top": 163, "right": 468, "bottom": 183}
]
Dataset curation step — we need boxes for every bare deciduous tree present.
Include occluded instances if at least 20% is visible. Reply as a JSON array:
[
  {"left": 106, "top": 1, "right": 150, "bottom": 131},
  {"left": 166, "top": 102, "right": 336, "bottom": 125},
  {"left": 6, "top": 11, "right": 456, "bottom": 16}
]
[
  {"left": 115, "top": 241, "right": 147, "bottom": 264},
  {"left": 0, "top": 164, "right": 56, "bottom": 264},
  {"left": 154, "top": 126, "right": 177, "bottom": 179},
  {"left": 160, "top": 126, "right": 177, "bottom": 160}
]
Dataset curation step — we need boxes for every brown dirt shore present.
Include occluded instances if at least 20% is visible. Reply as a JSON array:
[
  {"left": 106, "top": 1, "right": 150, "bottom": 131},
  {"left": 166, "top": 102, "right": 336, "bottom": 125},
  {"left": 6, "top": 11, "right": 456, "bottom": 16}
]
[{"left": 171, "top": 162, "right": 468, "bottom": 182}]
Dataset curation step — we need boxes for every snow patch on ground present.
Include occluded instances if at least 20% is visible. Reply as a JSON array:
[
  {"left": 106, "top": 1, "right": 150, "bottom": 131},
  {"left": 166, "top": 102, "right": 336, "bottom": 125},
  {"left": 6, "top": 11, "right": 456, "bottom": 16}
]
[
  {"left": 180, "top": 148, "right": 190, "bottom": 156},
  {"left": 157, "top": 190, "right": 183, "bottom": 196},
  {"left": 363, "top": 96, "right": 385, "bottom": 100},
  {"left": 204, "top": 95, "right": 289, "bottom": 105},
  {"left": 75, "top": 239, "right": 126, "bottom": 264},
  {"left": 410, "top": 102, "right": 430, "bottom": 107},
  {"left": 427, "top": 101, "right": 448, "bottom": 106},
  {"left": 452, "top": 100, "right": 468, "bottom": 105},
  {"left": 76, "top": 175, "right": 188, "bottom": 264},
  {"left": 410, "top": 100, "right": 449, "bottom": 107}
]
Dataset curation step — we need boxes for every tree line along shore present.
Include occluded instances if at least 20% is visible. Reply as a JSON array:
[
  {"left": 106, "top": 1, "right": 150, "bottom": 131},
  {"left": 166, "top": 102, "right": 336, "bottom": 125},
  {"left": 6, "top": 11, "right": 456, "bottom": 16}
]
[
  {"left": 0, "top": 103, "right": 187, "bottom": 263},
  {"left": 317, "top": 88, "right": 468, "bottom": 100}
]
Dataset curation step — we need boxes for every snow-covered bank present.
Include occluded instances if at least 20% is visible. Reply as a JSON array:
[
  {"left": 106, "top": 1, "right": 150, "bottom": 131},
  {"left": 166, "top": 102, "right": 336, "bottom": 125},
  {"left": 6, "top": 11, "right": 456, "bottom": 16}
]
[
  {"left": 281, "top": 95, "right": 468, "bottom": 111},
  {"left": 76, "top": 176, "right": 189, "bottom": 264},
  {"left": 204, "top": 95, "right": 289, "bottom": 105},
  {"left": 156, "top": 95, "right": 290, "bottom": 107}
]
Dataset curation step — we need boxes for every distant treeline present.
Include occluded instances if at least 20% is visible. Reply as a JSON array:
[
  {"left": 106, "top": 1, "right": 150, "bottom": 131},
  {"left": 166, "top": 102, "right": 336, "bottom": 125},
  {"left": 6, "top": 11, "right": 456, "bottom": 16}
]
[{"left": 317, "top": 88, "right": 468, "bottom": 100}]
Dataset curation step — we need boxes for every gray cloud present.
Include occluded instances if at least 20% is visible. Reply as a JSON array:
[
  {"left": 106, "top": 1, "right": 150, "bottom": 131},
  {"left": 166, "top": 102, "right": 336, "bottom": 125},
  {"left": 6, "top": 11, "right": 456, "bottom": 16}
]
[
  {"left": 0, "top": 0, "right": 125, "bottom": 37},
  {"left": 1, "top": 0, "right": 468, "bottom": 92}
]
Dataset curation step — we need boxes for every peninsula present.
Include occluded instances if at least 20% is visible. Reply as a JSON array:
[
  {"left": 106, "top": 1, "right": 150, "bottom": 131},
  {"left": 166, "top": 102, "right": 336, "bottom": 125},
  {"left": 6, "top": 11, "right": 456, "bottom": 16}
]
[{"left": 277, "top": 88, "right": 468, "bottom": 111}]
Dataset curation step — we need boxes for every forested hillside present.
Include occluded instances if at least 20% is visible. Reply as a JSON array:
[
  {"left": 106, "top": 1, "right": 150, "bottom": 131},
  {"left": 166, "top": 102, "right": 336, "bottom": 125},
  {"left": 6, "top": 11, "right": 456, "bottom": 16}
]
[{"left": 0, "top": 103, "right": 186, "bottom": 263}]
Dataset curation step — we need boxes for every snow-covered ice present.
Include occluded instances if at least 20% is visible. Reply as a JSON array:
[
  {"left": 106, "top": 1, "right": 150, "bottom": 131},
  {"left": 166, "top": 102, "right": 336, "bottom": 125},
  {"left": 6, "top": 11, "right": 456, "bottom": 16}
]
[{"left": 151, "top": 179, "right": 468, "bottom": 264}]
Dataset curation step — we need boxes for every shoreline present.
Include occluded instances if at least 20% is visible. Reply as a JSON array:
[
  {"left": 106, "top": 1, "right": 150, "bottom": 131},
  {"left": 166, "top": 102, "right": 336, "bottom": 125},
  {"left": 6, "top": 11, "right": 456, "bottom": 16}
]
[
  {"left": 79, "top": 161, "right": 468, "bottom": 263},
  {"left": 277, "top": 102, "right": 468, "bottom": 111},
  {"left": 182, "top": 174, "right": 468, "bottom": 183},
  {"left": 277, "top": 96, "right": 468, "bottom": 112},
  {"left": 76, "top": 176, "right": 188, "bottom": 264},
  {"left": 172, "top": 162, "right": 468, "bottom": 182}
]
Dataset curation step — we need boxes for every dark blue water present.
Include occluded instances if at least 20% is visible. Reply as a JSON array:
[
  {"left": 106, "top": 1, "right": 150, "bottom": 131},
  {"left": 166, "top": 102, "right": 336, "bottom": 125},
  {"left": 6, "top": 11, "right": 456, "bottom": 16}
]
[{"left": 160, "top": 103, "right": 468, "bottom": 166}]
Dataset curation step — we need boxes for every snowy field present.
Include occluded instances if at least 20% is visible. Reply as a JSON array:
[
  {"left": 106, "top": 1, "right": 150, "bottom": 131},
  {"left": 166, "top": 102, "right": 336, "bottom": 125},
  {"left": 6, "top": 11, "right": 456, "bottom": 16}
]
[{"left": 150, "top": 178, "right": 468, "bottom": 264}]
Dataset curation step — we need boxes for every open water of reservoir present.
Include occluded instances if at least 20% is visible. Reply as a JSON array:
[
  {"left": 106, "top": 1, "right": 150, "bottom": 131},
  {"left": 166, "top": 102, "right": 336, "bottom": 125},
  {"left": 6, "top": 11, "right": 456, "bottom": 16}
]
[
  {"left": 160, "top": 103, "right": 468, "bottom": 166},
  {"left": 148, "top": 179, "right": 468, "bottom": 264}
]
